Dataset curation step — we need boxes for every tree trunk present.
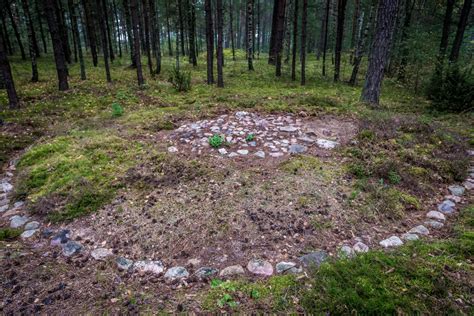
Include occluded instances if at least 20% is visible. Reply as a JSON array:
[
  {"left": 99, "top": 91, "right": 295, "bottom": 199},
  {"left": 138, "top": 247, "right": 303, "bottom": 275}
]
[
  {"left": 6, "top": 4, "right": 26, "bottom": 60},
  {"left": 449, "top": 0, "right": 472, "bottom": 63},
  {"left": 301, "top": 0, "right": 307, "bottom": 85},
  {"left": 291, "top": 0, "right": 298, "bottom": 81},
  {"left": 43, "top": 0, "right": 69, "bottom": 91},
  {"left": 82, "top": 0, "right": 99, "bottom": 66},
  {"left": 439, "top": 0, "right": 455, "bottom": 61},
  {"left": 269, "top": 0, "right": 279, "bottom": 64},
  {"left": 1, "top": 13, "right": 13, "bottom": 56},
  {"left": 349, "top": 0, "right": 360, "bottom": 63},
  {"left": 96, "top": 0, "right": 112, "bottom": 82},
  {"left": 216, "top": 0, "right": 224, "bottom": 87},
  {"left": 274, "top": 0, "right": 287, "bottom": 76},
  {"left": 205, "top": 0, "right": 214, "bottom": 84},
  {"left": 349, "top": 6, "right": 372, "bottom": 86},
  {"left": 165, "top": 0, "right": 173, "bottom": 56},
  {"left": 69, "top": 0, "right": 86, "bottom": 80},
  {"left": 178, "top": 0, "right": 186, "bottom": 56},
  {"left": 104, "top": 0, "right": 115, "bottom": 61},
  {"left": 246, "top": 0, "right": 254, "bottom": 70},
  {"left": 256, "top": 0, "right": 260, "bottom": 58},
  {"left": 112, "top": 0, "right": 122, "bottom": 58},
  {"left": 229, "top": 0, "right": 236, "bottom": 60},
  {"left": 334, "top": 0, "right": 347, "bottom": 82},
  {"left": 149, "top": 0, "right": 161, "bottom": 74},
  {"left": 130, "top": 0, "right": 144, "bottom": 85},
  {"left": 123, "top": 0, "right": 136, "bottom": 67},
  {"left": 0, "top": 27, "right": 19, "bottom": 109},
  {"left": 397, "top": 0, "right": 415, "bottom": 81},
  {"left": 35, "top": 0, "right": 48, "bottom": 54},
  {"left": 141, "top": 0, "right": 154, "bottom": 76},
  {"left": 56, "top": 0, "right": 72, "bottom": 64},
  {"left": 360, "top": 0, "right": 399, "bottom": 105},
  {"left": 322, "top": 0, "right": 330, "bottom": 76},
  {"left": 21, "top": 0, "right": 39, "bottom": 82},
  {"left": 188, "top": 0, "right": 197, "bottom": 66},
  {"left": 283, "top": 0, "right": 292, "bottom": 64}
]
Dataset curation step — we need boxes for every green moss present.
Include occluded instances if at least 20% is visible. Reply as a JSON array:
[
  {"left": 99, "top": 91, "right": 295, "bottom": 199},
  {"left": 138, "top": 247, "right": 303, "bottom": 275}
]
[{"left": 0, "top": 228, "right": 22, "bottom": 241}]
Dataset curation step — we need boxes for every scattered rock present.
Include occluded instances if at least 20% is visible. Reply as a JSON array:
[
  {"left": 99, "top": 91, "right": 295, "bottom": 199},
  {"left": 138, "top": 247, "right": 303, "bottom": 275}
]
[
  {"left": 228, "top": 152, "right": 239, "bottom": 158},
  {"left": 275, "top": 261, "right": 302, "bottom": 274},
  {"left": 408, "top": 225, "right": 429, "bottom": 236},
  {"left": 195, "top": 267, "right": 219, "bottom": 279},
  {"left": 51, "top": 230, "right": 70, "bottom": 246},
  {"left": 0, "top": 205, "right": 7, "bottom": 212},
  {"left": 218, "top": 148, "right": 228, "bottom": 155},
  {"left": 338, "top": 245, "right": 355, "bottom": 258},
  {"left": 164, "top": 267, "right": 189, "bottom": 280},
  {"left": 133, "top": 260, "right": 165, "bottom": 275},
  {"left": 187, "top": 258, "right": 201, "bottom": 266},
  {"left": 279, "top": 126, "right": 298, "bottom": 132},
  {"left": 167, "top": 146, "right": 178, "bottom": 153},
  {"left": 62, "top": 241, "right": 82, "bottom": 257},
  {"left": 379, "top": 236, "right": 403, "bottom": 248},
  {"left": 116, "top": 257, "right": 134, "bottom": 270},
  {"left": 401, "top": 233, "right": 419, "bottom": 241},
  {"left": 24, "top": 221, "right": 40, "bottom": 230},
  {"left": 464, "top": 181, "right": 474, "bottom": 190},
  {"left": 13, "top": 201, "right": 24, "bottom": 209},
  {"left": 424, "top": 220, "right": 444, "bottom": 229},
  {"left": 219, "top": 265, "right": 245, "bottom": 277},
  {"left": 316, "top": 139, "right": 339, "bottom": 149},
  {"left": 289, "top": 144, "right": 307, "bottom": 154},
  {"left": 91, "top": 248, "right": 113, "bottom": 260},
  {"left": 269, "top": 152, "right": 284, "bottom": 158},
  {"left": 299, "top": 251, "right": 328, "bottom": 268},
  {"left": 426, "top": 211, "right": 445, "bottom": 221},
  {"left": 10, "top": 215, "right": 29, "bottom": 228},
  {"left": 353, "top": 241, "right": 369, "bottom": 253},
  {"left": 1, "top": 182, "right": 13, "bottom": 193},
  {"left": 438, "top": 200, "right": 455, "bottom": 214},
  {"left": 448, "top": 185, "right": 465, "bottom": 196},
  {"left": 21, "top": 229, "right": 38, "bottom": 239},
  {"left": 237, "top": 149, "right": 249, "bottom": 155},
  {"left": 445, "top": 195, "right": 462, "bottom": 203},
  {"left": 247, "top": 259, "right": 274, "bottom": 276},
  {"left": 254, "top": 151, "right": 265, "bottom": 158}
]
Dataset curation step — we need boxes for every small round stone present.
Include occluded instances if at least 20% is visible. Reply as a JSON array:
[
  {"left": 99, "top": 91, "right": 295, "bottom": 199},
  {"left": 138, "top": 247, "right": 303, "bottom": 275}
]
[
  {"left": 438, "top": 200, "right": 455, "bottom": 214},
  {"left": 408, "top": 225, "right": 429, "bottom": 236},
  {"left": 24, "top": 221, "right": 40, "bottom": 231},
  {"left": 91, "top": 248, "right": 113, "bottom": 260},
  {"left": 353, "top": 241, "right": 369, "bottom": 253},
  {"left": 21, "top": 229, "right": 38, "bottom": 239},
  {"left": 164, "top": 266, "right": 189, "bottom": 280},
  {"left": 379, "top": 236, "right": 403, "bottom": 248},
  {"left": 448, "top": 184, "right": 465, "bottom": 196},
  {"left": 426, "top": 211, "right": 445, "bottom": 221},
  {"left": 10, "top": 215, "right": 29, "bottom": 228},
  {"left": 424, "top": 220, "right": 444, "bottom": 229},
  {"left": 133, "top": 260, "right": 165, "bottom": 275},
  {"left": 195, "top": 267, "right": 219, "bottom": 279},
  {"left": 247, "top": 259, "right": 274, "bottom": 276},
  {"left": 219, "top": 265, "right": 245, "bottom": 277},
  {"left": 298, "top": 251, "right": 328, "bottom": 267},
  {"left": 339, "top": 245, "right": 355, "bottom": 258},
  {"left": 62, "top": 241, "right": 82, "bottom": 257},
  {"left": 116, "top": 257, "right": 134, "bottom": 270},
  {"left": 401, "top": 233, "right": 419, "bottom": 241}
]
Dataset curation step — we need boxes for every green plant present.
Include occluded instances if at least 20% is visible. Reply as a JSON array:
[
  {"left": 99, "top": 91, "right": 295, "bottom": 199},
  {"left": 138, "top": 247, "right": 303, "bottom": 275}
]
[
  {"left": 209, "top": 134, "right": 224, "bottom": 148},
  {"left": 388, "top": 170, "right": 402, "bottom": 184},
  {"left": 0, "top": 228, "right": 22, "bottom": 241},
  {"left": 245, "top": 133, "right": 255, "bottom": 142},
  {"left": 169, "top": 66, "right": 192, "bottom": 92},
  {"left": 111, "top": 102, "right": 124, "bottom": 117}
]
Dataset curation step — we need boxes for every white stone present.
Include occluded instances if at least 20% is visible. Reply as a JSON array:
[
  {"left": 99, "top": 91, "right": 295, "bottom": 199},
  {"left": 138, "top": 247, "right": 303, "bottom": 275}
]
[
  {"left": 24, "top": 221, "right": 40, "bottom": 230},
  {"left": 426, "top": 211, "right": 445, "bottom": 221},
  {"left": 316, "top": 139, "right": 339, "bottom": 149},
  {"left": 167, "top": 146, "right": 178, "bottom": 153},
  {"left": 10, "top": 215, "right": 29, "bottom": 228},
  {"left": 339, "top": 245, "right": 355, "bottom": 258},
  {"left": 401, "top": 233, "right": 419, "bottom": 241},
  {"left": 269, "top": 152, "right": 284, "bottom": 158},
  {"left": 408, "top": 225, "right": 429, "bottom": 236},
  {"left": 218, "top": 148, "right": 228, "bottom": 155},
  {"left": 1, "top": 182, "right": 13, "bottom": 193},
  {"left": 91, "top": 248, "right": 113, "bottom": 260},
  {"left": 164, "top": 266, "right": 189, "bottom": 280},
  {"left": 255, "top": 151, "right": 265, "bottom": 158},
  {"left": 133, "top": 260, "right": 165, "bottom": 275},
  {"left": 21, "top": 229, "right": 38, "bottom": 239},
  {"left": 228, "top": 152, "right": 239, "bottom": 158},
  {"left": 353, "top": 241, "right": 369, "bottom": 253},
  {"left": 379, "top": 236, "right": 403, "bottom": 248},
  {"left": 219, "top": 265, "right": 245, "bottom": 277},
  {"left": 237, "top": 149, "right": 249, "bottom": 155},
  {"left": 424, "top": 220, "right": 444, "bottom": 229},
  {"left": 464, "top": 181, "right": 474, "bottom": 190}
]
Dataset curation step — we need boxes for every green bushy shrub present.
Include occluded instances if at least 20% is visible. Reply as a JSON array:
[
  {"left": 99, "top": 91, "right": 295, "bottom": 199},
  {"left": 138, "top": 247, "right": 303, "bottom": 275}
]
[
  {"left": 111, "top": 102, "right": 124, "bottom": 117},
  {"left": 169, "top": 66, "right": 192, "bottom": 92}
]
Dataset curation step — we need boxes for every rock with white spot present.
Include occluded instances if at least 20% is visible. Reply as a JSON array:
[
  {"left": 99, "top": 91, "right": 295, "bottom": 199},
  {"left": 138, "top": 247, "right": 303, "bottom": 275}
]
[
  {"left": 299, "top": 251, "right": 328, "bottom": 267},
  {"left": 219, "top": 265, "right": 245, "bottom": 277},
  {"left": 235, "top": 111, "right": 249, "bottom": 118},
  {"left": 13, "top": 201, "right": 24, "bottom": 209},
  {"left": 408, "top": 225, "right": 429, "bottom": 236},
  {"left": 91, "top": 248, "right": 113, "bottom": 260},
  {"left": 339, "top": 245, "right": 355, "bottom": 258},
  {"left": 448, "top": 185, "right": 465, "bottom": 196},
  {"left": 426, "top": 211, "right": 445, "bottom": 221},
  {"left": 51, "top": 229, "right": 70, "bottom": 246},
  {"left": 424, "top": 220, "right": 444, "bottom": 229},
  {"left": 62, "top": 241, "right": 82, "bottom": 257},
  {"left": 133, "top": 260, "right": 165, "bottom": 275},
  {"left": 445, "top": 195, "right": 462, "bottom": 203},
  {"left": 10, "top": 215, "right": 29, "bottom": 228},
  {"left": 247, "top": 259, "right": 274, "bottom": 276},
  {"left": 21, "top": 229, "right": 38, "bottom": 239},
  {"left": 255, "top": 151, "right": 265, "bottom": 158},
  {"left": 353, "top": 241, "right": 369, "bottom": 253},
  {"left": 167, "top": 146, "right": 178, "bottom": 153},
  {"left": 279, "top": 126, "right": 298, "bottom": 132},
  {"left": 401, "top": 233, "right": 419, "bottom": 241},
  {"left": 195, "top": 267, "right": 219, "bottom": 279},
  {"left": 0, "top": 205, "right": 8, "bottom": 212},
  {"left": 275, "top": 261, "right": 302, "bottom": 274},
  {"left": 269, "top": 152, "right": 284, "bottom": 158},
  {"left": 289, "top": 144, "right": 307, "bottom": 154},
  {"left": 116, "top": 257, "right": 134, "bottom": 270},
  {"left": 237, "top": 149, "right": 249, "bottom": 155},
  {"left": 379, "top": 236, "right": 403, "bottom": 248},
  {"left": 228, "top": 152, "right": 239, "bottom": 158},
  {"left": 1, "top": 182, "right": 13, "bottom": 193},
  {"left": 464, "top": 181, "right": 474, "bottom": 190},
  {"left": 218, "top": 148, "right": 228, "bottom": 155},
  {"left": 438, "top": 200, "right": 455, "bottom": 214},
  {"left": 165, "top": 266, "right": 189, "bottom": 280},
  {"left": 298, "top": 136, "right": 315, "bottom": 143},
  {"left": 316, "top": 139, "right": 339, "bottom": 149},
  {"left": 24, "top": 221, "right": 40, "bottom": 230}
]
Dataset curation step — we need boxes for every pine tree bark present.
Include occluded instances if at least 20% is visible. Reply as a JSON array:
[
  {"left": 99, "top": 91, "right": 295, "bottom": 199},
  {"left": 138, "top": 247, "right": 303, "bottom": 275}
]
[
  {"left": 439, "top": 0, "right": 455, "bottom": 61},
  {"left": 0, "top": 27, "right": 19, "bottom": 109},
  {"left": 301, "top": 0, "right": 307, "bottom": 85},
  {"left": 229, "top": 0, "right": 236, "bottom": 60},
  {"left": 69, "top": 0, "right": 86, "bottom": 80},
  {"left": 56, "top": 0, "right": 72, "bottom": 64},
  {"left": 82, "top": 0, "right": 99, "bottom": 66},
  {"left": 23, "top": 0, "right": 40, "bottom": 58},
  {"left": 21, "top": 0, "right": 39, "bottom": 82},
  {"left": 269, "top": 0, "right": 279, "bottom": 64},
  {"left": 165, "top": 0, "right": 173, "bottom": 56},
  {"left": 112, "top": 0, "right": 122, "bottom": 58},
  {"left": 130, "top": 0, "right": 144, "bottom": 85},
  {"left": 1, "top": 13, "right": 13, "bottom": 56},
  {"left": 188, "top": 0, "right": 197, "bottom": 66},
  {"left": 247, "top": 0, "right": 254, "bottom": 70},
  {"left": 291, "top": 0, "right": 298, "bottom": 81},
  {"left": 141, "top": 0, "right": 154, "bottom": 76},
  {"left": 216, "top": 0, "right": 224, "bottom": 87},
  {"left": 256, "top": 0, "right": 260, "bottom": 58},
  {"left": 178, "top": 0, "right": 186, "bottom": 56},
  {"left": 349, "top": 7, "right": 372, "bottom": 86},
  {"left": 104, "top": 0, "right": 115, "bottom": 61},
  {"left": 449, "top": 0, "right": 472, "bottom": 63},
  {"left": 397, "top": 0, "right": 415, "bottom": 81},
  {"left": 334, "top": 0, "right": 347, "bottom": 82},
  {"left": 205, "top": 0, "right": 214, "bottom": 84},
  {"left": 274, "top": 0, "right": 287, "bottom": 76},
  {"left": 149, "top": 0, "right": 162, "bottom": 74},
  {"left": 123, "top": 0, "right": 136, "bottom": 67},
  {"left": 43, "top": 0, "right": 69, "bottom": 91},
  {"left": 96, "top": 0, "right": 112, "bottom": 82},
  {"left": 35, "top": 0, "right": 48, "bottom": 54},
  {"left": 361, "top": 0, "right": 399, "bottom": 105},
  {"left": 349, "top": 0, "right": 360, "bottom": 63},
  {"left": 322, "top": 0, "right": 330, "bottom": 76},
  {"left": 6, "top": 4, "right": 26, "bottom": 60}
]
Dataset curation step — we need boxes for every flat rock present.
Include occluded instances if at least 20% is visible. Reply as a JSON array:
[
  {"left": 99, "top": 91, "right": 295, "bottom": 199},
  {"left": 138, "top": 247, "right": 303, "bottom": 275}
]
[
  {"left": 51, "top": 230, "right": 70, "bottom": 245},
  {"left": 134, "top": 260, "right": 165, "bottom": 275},
  {"left": 167, "top": 146, "right": 178, "bottom": 153},
  {"left": 228, "top": 152, "right": 239, "bottom": 158},
  {"left": 316, "top": 139, "right": 339, "bottom": 149},
  {"left": 10, "top": 215, "right": 29, "bottom": 228},
  {"left": 438, "top": 200, "right": 455, "bottom": 214},
  {"left": 448, "top": 185, "right": 465, "bottom": 196},
  {"left": 339, "top": 245, "right": 355, "bottom": 258},
  {"left": 275, "top": 261, "right": 302, "bottom": 274},
  {"left": 13, "top": 201, "right": 24, "bottom": 209},
  {"left": 0, "top": 205, "right": 8, "bottom": 212},
  {"left": 116, "top": 257, "right": 134, "bottom": 270},
  {"left": 164, "top": 266, "right": 189, "bottom": 280},
  {"left": 379, "top": 236, "right": 403, "bottom": 248},
  {"left": 269, "top": 152, "right": 284, "bottom": 158},
  {"left": 24, "top": 221, "right": 40, "bottom": 230},
  {"left": 289, "top": 144, "right": 307, "bottom": 154},
  {"left": 445, "top": 195, "right": 462, "bottom": 203},
  {"left": 408, "top": 225, "right": 429, "bottom": 236},
  {"left": 195, "top": 267, "right": 219, "bottom": 279},
  {"left": 237, "top": 149, "right": 249, "bottom": 155},
  {"left": 353, "top": 241, "right": 369, "bottom": 253},
  {"left": 21, "top": 229, "right": 38, "bottom": 239},
  {"left": 424, "top": 220, "right": 444, "bottom": 229},
  {"left": 62, "top": 241, "right": 82, "bottom": 257},
  {"left": 401, "top": 233, "right": 419, "bottom": 241},
  {"left": 279, "top": 126, "right": 298, "bottom": 132},
  {"left": 464, "top": 181, "right": 474, "bottom": 190},
  {"left": 219, "top": 265, "right": 245, "bottom": 277},
  {"left": 247, "top": 259, "right": 274, "bottom": 276},
  {"left": 218, "top": 148, "right": 228, "bottom": 155},
  {"left": 91, "top": 248, "right": 113, "bottom": 260},
  {"left": 254, "top": 150, "right": 265, "bottom": 158},
  {"left": 1, "top": 182, "right": 13, "bottom": 193},
  {"left": 298, "top": 251, "right": 328, "bottom": 268},
  {"left": 426, "top": 211, "right": 446, "bottom": 221}
]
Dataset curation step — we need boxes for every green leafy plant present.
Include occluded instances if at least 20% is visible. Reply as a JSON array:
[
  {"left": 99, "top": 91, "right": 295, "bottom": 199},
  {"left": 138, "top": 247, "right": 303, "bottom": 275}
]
[
  {"left": 218, "top": 294, "right": 237, "bottom": 308},
  {"left": 388, "top": 170, "right": 402, "bottom": 184},
  {"left": 209, "top": 134, "right": 224, "bottom": 148},
  {"left": 111, "top": 102, "right": 124, "bottom": 117},
  {"left": 0, "top": 228, "right": 22, "bottom": 241},
  {"left": 245, "top": 133, "right": 255, "bottom": 142},
  {"left": 169, "top": 66, "right": 192, "bottom": 92}
]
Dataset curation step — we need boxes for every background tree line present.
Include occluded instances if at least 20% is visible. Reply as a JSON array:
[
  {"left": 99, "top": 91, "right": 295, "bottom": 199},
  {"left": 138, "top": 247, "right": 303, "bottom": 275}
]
[{"left": 0, "top": 0, "right": 472, "bottom": 110}]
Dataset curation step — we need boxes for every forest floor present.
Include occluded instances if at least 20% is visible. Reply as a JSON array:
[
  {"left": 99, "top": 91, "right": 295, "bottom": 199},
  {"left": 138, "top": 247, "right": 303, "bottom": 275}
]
[{"left": 0, "top": 52, "right": 473, "bottom": 314}]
